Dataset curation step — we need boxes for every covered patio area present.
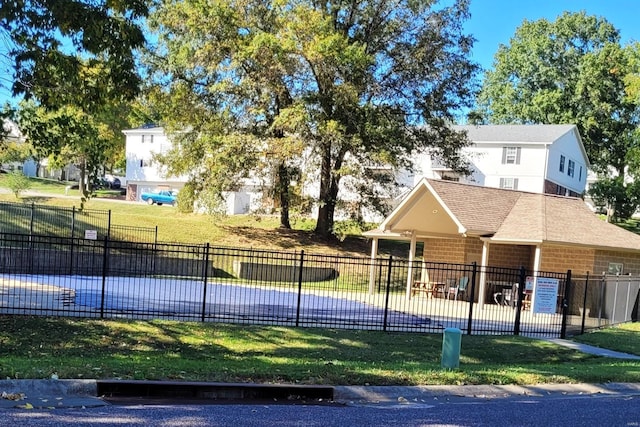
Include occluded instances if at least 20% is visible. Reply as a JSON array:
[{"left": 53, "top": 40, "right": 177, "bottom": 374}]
[{"left": 364, "top": 179, "right": 640, "bottom": 310}]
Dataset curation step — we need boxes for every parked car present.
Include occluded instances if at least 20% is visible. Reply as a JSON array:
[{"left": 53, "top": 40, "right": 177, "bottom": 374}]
[
  {"left": 101, "top": 174, "right": 122, "bottom": 189},
  {"left": 141, "top": 190, "right": 177, "bottom": 206}
]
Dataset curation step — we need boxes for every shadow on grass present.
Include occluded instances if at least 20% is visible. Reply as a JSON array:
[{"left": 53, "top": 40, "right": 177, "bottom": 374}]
[{"left": 2, "top": 316, "right": 627, "bottom": 386}]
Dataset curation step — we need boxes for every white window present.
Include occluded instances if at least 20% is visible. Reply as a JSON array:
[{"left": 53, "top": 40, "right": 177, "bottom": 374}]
[
  {"left": 499, "top": 177, "right": 519, "bottom": 190},
  {"left": 559, "top": 155, "right": 565, "bottom": 172},
  {"left": 502, "top": 147, "right": 521, "bottom": 165},
  {"left": 568, "top": 160, "right": 575, "bottom": 177},
  {"left": 142, "top": 135, "right": 154, "bottom": 144}
]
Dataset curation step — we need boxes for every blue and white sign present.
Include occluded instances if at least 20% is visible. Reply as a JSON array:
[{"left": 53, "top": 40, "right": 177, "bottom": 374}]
[{"left": 533, "top": 277, "right": 559, "bottom": 314}]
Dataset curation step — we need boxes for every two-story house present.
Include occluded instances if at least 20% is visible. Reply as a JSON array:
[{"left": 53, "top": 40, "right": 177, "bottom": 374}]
[
  {"left": 123, "top": 125, "right": 266, "bottom": 213},
  {"left": 122, "top": 125, "right": 183, "bottom": 202},
  {"left": 414, "top": 124, "right": 589, "bottom": 197},
  {"left": 124, "top": 123, "right": 590, "bottom": 218}
]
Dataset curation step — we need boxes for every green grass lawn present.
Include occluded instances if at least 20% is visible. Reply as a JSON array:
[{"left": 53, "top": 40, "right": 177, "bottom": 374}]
[
  {"left": 0, "top": 177, "right": 391, "bottom": 254},
  {"left": 1, "top": 178, "right": 638, "bottom": 387},
  {"left": 572, "top": 322, "right": 640, "bottom": 355},
  {"left": 0, "top": 316, "right": 638, "bottom": 386}
]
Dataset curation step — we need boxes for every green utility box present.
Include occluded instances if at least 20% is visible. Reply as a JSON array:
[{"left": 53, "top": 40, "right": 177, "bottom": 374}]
[{"left": 441, "top": 327, "right": 462, "bottom": 369}]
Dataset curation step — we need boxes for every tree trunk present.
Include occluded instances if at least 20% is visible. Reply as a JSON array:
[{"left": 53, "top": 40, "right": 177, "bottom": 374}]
[
  {"left": 79, "top": 158, "right": 89, "bottom": 199},
  {"left": 314, "top": 148, "right": 340, "bottom": 238},
  {"left": 278, "top": 162, "right": 291, "bottom": 229}
]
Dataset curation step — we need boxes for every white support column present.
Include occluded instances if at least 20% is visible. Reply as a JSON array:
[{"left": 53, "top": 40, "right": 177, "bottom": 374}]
[
  {"left": 405, "top": 232, "right": 417, "bottom": 300},
  {"left": 530, "top": 244, "right": 542, "bottom": 311},
  {"left": 368, "top": 237, "right": 379, "bottom": 295},
  {"left": 478, "top": 240, "right": 490, "bottom": 309}
]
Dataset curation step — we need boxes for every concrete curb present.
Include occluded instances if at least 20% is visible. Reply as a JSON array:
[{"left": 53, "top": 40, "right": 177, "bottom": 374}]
[
  {"left": 1, "top": 379, "right": 639, "bottom": 409},
  {"left": 0, "top": 379, "right": 102, "bottom": 409},
  {"left": 333, "top": 382, "right": 640, "bottom": 405}
]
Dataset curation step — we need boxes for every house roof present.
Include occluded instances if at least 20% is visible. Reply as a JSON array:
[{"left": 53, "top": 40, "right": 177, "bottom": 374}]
[
  {"left": 452, "top": 124, "right": 576, "bottom": 143},
  {"left": 122, "top": 125, "right": 164, "bottom": 134},
  {"left": 365, "top": 179, "right": 640, "bottom": 252}
]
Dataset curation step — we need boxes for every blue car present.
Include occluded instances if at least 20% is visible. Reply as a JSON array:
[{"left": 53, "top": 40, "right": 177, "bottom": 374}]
[{"left": 141, "top": 190, "right": 178, "bottom": 206}]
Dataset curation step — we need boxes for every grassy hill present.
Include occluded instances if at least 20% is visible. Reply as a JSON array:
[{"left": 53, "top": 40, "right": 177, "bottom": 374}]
[{"left": 0, "top": 175, "right": 412, "bottom": 257}]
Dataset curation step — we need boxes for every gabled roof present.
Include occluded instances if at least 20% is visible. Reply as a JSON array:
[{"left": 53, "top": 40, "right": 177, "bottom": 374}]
[
  {"left": 122, "top": 125, "right": 164, "bottom": 134},
  {"left": 366, "top": 179, "right": 640, "bottom": 252},
  {"left": 452, "top": 124, "right": 576, "bottom": 143}
]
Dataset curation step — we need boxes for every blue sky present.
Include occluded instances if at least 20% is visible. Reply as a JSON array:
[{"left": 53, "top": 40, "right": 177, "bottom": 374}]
[
  {"left": 466, "top": 0, "right": 640, "bottom": 72},
  {"left": 2, "top": 1, "right": 639, "bottom": 106}
]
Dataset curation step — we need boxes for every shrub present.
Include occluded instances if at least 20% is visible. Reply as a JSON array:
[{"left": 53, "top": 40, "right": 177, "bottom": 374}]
[{"left": 6, "top": 170, "right": 31, "bottom": 198}]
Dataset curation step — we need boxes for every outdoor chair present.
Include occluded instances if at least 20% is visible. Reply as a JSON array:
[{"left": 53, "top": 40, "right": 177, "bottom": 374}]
[
  {"left": 447, "top": 276, "right": 469, "bottom": 300},
  {"left": 495, "top": 283, "right": 531, "bottom": 310}
]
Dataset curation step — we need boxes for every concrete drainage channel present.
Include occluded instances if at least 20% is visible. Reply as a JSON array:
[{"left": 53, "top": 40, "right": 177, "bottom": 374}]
[{"left": 97, "top": 380, "right": 337, "bottom": 405}]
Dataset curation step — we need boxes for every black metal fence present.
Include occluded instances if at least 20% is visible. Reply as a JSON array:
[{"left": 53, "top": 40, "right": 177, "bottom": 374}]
[
  {"left": 0, "top": 201, "right": 158, "bottom": 243},
  {"left": 3, "top": 232, "right": 634, "bottom": 337}
]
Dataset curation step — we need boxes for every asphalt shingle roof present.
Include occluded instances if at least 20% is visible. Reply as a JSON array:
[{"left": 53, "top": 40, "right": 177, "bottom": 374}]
[
  {"left": 429, "top": 180, "right": 640, "bottom": 251},
  {"left": 373, "top": 179, "right": 640, "bottom": 252},
  {"left": 452, "top": 124, "right": 576, "bottom": 143}
]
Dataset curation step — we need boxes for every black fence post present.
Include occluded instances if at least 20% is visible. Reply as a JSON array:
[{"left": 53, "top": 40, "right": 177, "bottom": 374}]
[
  {"left": 295, "top": 250, "right": 305, "bottom": 327},
  {"left": 581, "top": 271, "right": 590, "bottom": 334},
  {"left": 100, "top": 237, "right": 109, "bottom": 319},
  {"left": 107, "top": 210, "right": 112, "bottom": 240},
  {"left": 560, "top": 269, "right": 572, "bottom": 339},
  {"left": 382, "top": 256, "right": 393, "bottom": 331},
  {"left": 514, "top": 266, "right": 526, "bottom": 336},
  {"left": 466, "top": 262, "right": 477, "bottom": 335},
  {"left": 201, "top": 243, "right": 210, "bottom": 322},
  {"left": 29, "top": 202, "right": 34, "bottom": 237},
  {"left": 69, "top": 206, "right": 76, "bottom": 275}
]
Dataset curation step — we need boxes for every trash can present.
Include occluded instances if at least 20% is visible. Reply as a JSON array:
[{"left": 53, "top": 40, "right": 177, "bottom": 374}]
[{"left": 441, "top": 327, "right": 462, "bottom": 369}]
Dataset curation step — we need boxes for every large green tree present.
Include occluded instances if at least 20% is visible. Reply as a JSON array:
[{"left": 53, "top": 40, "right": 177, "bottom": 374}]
[
  {"left": 475, "top": 12, "right": 640, "bottom": 219},
  {"left": 147, "top": 0, "right": 478, "bottom": 237},
  {"left": 18, "top": 101, "right": 114, "bottom": 202},
  {"left": 0, "top": 0, "right": 148, "bottom": 108}
]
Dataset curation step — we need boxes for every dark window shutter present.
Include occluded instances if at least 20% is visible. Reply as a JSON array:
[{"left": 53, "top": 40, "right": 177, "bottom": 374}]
[
  {"left": 513, "top": 178, "right": 519, "bottom": 190},
  {"left": 516, "top": 147, "right": 521, "bottom": 164},
  {"left": 499, "top": 178, "right": 505, "bottom": 188},
  {"left": 502, "top": 147, "right": 507, "bottom": 164}
]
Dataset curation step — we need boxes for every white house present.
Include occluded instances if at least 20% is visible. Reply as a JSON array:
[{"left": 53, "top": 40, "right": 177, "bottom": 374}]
[
  {"left": 2, "top": 119, "right": 85, "bottom": 181},
  {"left": 414, "top": 124, "right": 589, "bottom": 197},
  {"left": 122, "top": 125, "right": 266, "bottom": 213},
  {"left": 1, "top": 118, "right": 37, "bottom": 177},
  {"left": 331, "top": 124, "right": 590, "bottom": 223},
  {"left": 124, "top": 124, "right": 591, "bottom": 219},
  {"left": 123, "top": 125, "right": 184, "bottom": 201}
]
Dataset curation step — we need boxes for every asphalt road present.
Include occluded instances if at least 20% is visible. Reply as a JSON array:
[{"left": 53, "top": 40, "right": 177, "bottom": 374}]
[{"left": 1, "top": 393, "right": 638, "bottom": 426}]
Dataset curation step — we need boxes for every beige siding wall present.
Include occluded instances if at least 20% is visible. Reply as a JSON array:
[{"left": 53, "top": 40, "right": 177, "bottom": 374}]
[
  {"left": 423, "top": 238, "right": 467, "bottom": 264},
  {"left": 539, "top": 245, "right": 595, "bottom": 275},
  {"left": 464, "top": 238, "right": 484, "bottom": 264},
  {"left": 422, "top": 237, "right": 640, "bottom": 277},
  {"left": 593, "top": 250, "right": 640, "bottom": 276},
  {"left": 488, "top": 244, "right": 533, "bottom": 269}
]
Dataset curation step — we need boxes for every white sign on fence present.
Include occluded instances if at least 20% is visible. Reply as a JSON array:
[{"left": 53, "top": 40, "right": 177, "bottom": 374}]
[
  {"left": 84, "top": 230, "right": 98, "bottom": 240},
  {"left": 533, "top": 277, "right": 559, "bottom": 314}
]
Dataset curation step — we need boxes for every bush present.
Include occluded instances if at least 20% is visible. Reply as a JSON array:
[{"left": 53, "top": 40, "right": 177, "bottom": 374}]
[{"left": 5, "top": 170, "right": 31, "bottom": 198}]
